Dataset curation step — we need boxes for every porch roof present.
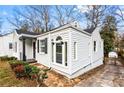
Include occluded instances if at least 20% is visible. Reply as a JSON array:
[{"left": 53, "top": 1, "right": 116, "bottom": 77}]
[
  {"left": 19, "top": 35, "right": 37, "bottom": 40},
  {"left": 16, "top": 29, "right": 41, "bottom": 40},
  {"left": 16, "top": 29, "right": 41, "bottom": 35}
]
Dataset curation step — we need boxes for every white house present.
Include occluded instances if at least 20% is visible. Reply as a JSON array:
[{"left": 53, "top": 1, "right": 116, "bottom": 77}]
[{"left": 0, "top": 22, "right": 104, "bottom": 78}]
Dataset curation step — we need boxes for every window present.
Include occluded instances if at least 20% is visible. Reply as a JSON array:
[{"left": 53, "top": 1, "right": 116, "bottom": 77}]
[
  {"left": 40, "top": 38, "right": 47, "bottom": 54},
  {"left": 15, "top": 42, "right": 17, "bottom": 52},
  {"left": 40, "top": 40, "right": 45, "bottom": 53},
  {"left": 74, "top": 42, "right": 77, "bottom": 59},
  {"left": 9, "top": 43, "right": 13, "bottom": 49},
  {"left": 94, "top": 41, "right": 97, "bottom": 52}
]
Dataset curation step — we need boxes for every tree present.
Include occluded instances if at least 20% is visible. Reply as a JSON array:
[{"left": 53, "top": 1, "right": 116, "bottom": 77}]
[
  {"left": 100, "top": 15, "right": 118, "bottom": 55},
  {"left": 3, "top": 6, "right": 46, "bottom": 34},
  {"left": 30, "top": 5, "right": 54, "bottom": 32},
  {"left": 120, "top": 34, "right": 124, "bottom": 48},
  {"left": 84, "top": 5, "right": 107, "bottom": 29},
  {"left": 54, "top": 5, "right": 77, "bottom": 26}
]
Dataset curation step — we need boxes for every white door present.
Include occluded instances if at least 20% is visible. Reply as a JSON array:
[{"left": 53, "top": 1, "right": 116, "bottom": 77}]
[{"left": 52, "top": 41, "right": 67, "bottom": 66}]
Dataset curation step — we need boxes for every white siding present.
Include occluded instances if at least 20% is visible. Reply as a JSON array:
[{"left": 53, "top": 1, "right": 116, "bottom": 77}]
[
  {"left": 70, "top": 29, "right": 91, "bottom": 74},
  {"left": 91, "top": 29, "right": 103, "bottom": 64},
  {"left": 36, "top": 34, "right": 51, "bottom": 67},
  {"left": 0, "top": 32, "right": 20, "bottom": 59},
  {"left": 0, "top": 37, "right": 4, "bottom": 56}
]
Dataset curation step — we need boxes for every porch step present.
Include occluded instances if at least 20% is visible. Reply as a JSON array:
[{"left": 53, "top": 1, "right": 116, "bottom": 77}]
[{"left": 26, "top": 59, "right": 37, "bottom": 63}]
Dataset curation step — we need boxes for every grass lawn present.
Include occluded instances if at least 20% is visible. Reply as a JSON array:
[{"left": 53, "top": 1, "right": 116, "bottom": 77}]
[{"left": 0, "top": 61, "right": 37, "bottom": 87}]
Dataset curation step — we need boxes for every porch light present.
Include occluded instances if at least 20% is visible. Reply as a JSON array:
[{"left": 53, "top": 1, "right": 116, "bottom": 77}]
[
  {"left": 61, "top": 41, "right": 64, "bottom": 45},
  {"left": 52, "top": 42, "right": 54, "bottom": 45}
]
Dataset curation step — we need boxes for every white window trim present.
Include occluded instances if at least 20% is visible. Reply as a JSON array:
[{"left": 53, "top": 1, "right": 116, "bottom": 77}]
[
  {"left": 39, "top": 39, "right": 46, "bottom": 54},
  {"left": 52, "top": 40, "right": 68, "bottom": 67},
  {"left": 74, "top": 42, "right": 77, "bottom": 60}
]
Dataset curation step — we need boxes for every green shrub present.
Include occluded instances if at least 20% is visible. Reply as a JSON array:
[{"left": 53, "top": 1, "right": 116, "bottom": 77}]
[
  {"left": 24, "top": 65, "right": 32, "bottom": 78},
  {"left": 24, "top": 65, "right": 40, "bottom": 80},
  {"left": 0, "top": 56, "right": 9, "bottom": 61},
  {"left": 30, "top": 66, "right": 40, "bottom": 80},
  {"left": 9, "top": 60, "right": 28, "bottom": 69},
  {"left": 0, "top": 56, "right": 17, "bottom": 61},
  {"left": 9, "top": 56, "right": 17, "bottom": 60}
]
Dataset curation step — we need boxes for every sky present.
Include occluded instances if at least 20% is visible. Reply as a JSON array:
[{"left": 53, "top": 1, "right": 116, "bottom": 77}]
[
  {"left": 0, "top": 5, "right": 25, "bottom": 34},
  {"left": 0, "top": 5, "right": 124, "bottom": 35}
]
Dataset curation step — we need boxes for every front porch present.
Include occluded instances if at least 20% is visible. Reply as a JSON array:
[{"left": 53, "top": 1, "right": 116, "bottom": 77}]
[
  {"left": 26, "top": 59, "right": 37, "bottom": 63},
  {"left": 19, "top": 35, "right": 37, "bottom": 62}
]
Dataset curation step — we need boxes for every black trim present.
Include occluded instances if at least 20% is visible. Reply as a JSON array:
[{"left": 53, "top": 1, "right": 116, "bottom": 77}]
[
  {"left": 45, "top": 38, "right": 48, "bottom": 54},
  {"left": 37, "top": 40, "right": 39, "bottom": 53},
  {"left": 33, "top": 42, "right": 36, "bottom": 58},
  {"left": 22, "top": 38, "right": 26, "bottom": 61}
]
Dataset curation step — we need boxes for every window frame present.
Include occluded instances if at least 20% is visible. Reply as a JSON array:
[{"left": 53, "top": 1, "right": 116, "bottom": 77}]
[
  {"left": 40, "top": 39, "right": 46, "bottom": 54},
  {"left": 39, "top": 38, "right": 47, "bottom": 54}
]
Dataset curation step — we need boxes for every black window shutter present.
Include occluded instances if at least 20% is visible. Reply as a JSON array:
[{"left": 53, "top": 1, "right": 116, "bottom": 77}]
[
  {"left": 37, "top": 40, "right": 39, "bottom": 53},
  {"left": 45, "top": 38, "right": 47, "bottom": 54}
]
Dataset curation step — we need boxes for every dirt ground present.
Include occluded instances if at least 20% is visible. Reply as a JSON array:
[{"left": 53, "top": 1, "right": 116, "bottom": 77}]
[{"left": 32, "top": 63, "right": 105, "bottom": 87}]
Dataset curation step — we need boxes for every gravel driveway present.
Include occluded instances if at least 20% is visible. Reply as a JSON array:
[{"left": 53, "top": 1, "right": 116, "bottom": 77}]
[{"left": 75, "top": 58, "right": 124, "bottom": 87}]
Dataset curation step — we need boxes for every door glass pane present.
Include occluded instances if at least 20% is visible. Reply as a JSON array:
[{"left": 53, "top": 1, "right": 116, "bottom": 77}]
[{"left": 56, "top": 43, "right": 62, "bottom": 64}]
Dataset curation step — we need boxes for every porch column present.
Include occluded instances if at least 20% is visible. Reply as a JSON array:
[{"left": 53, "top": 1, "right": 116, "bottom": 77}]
[{"left": 22, "top": 38, "right": 26, "bottom": 61}]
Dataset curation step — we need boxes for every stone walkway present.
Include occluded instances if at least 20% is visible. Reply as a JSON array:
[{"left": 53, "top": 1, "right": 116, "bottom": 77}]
[{"left": 75, "top": 59, "right": 124, "bottom": 87}]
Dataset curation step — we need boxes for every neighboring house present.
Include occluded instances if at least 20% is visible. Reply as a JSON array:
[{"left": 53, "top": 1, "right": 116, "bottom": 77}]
[{"left": 0, "top": 22, "right": 104, "bottom": 78}]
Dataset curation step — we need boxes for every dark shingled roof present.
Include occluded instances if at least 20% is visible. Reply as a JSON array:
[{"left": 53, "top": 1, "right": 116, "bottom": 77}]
[
  {"left": 83, "top": 27, "right": 95, "bottom": 33},
  {"left": 16, "top": 29, "right": 41, "bottom": 35}
]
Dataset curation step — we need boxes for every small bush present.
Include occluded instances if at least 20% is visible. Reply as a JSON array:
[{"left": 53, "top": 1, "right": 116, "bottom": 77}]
[
  {"left": 9, "top": 60, "right": 28, "bottom": 69},
  {"left": 14, "top": 65, "right": 25, "bottom": 78},
  {"left": 30, "top": 66, "right": 40, "bottom": 80},
  {"left": 24, "top": 65, "right": 40, "bottom": 80},
  {"left": 0, "top": 56, "right": 9, "bottom": 61},
  {"left": 24, "top": 65, "right": 32, "bottom": 78},
  {"left": 9, "top": 57, "right": 17, "bottom": 60},
  {"left": 0, "top": 56, "right": 17, "bottom": 61}
]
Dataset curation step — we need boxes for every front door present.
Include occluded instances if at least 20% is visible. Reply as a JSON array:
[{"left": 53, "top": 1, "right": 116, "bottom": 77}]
[
  {"left": 52, "top": 40, "right": 67, "bottom": 66},
  {"left": 33, "top": 42, "right": 36, "bottom": 58},
  {"left": 56, "top": 43, "right": 62, "bottom": 64}
]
